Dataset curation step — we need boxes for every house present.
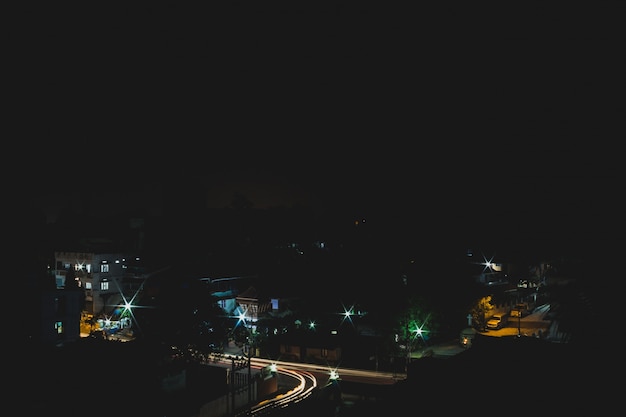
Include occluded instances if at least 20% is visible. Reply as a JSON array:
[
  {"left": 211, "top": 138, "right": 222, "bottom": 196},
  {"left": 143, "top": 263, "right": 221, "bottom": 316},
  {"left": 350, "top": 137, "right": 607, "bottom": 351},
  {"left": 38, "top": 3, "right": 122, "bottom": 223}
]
[{"left": 276, "top": 332, "right": 343, "bottom": 366}]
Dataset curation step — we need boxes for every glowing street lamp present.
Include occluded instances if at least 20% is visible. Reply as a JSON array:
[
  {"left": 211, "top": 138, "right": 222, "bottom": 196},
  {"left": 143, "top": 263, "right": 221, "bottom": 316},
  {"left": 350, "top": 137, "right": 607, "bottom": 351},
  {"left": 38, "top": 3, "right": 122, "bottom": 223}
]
[
  {"left": 108, "top": 277, "right": 152, "bottom": 338},
  {"left": 404, "top": 318, "right": 431, "bottom": 373},
  {"left": 235, "top": 309, "right": 253, "bottom": 403},
  {"left": 409, "top": 321, "right": 429, "bottom": 342},
  {"left": 341, "top": 305, "right": 354, "bottom": 325}
]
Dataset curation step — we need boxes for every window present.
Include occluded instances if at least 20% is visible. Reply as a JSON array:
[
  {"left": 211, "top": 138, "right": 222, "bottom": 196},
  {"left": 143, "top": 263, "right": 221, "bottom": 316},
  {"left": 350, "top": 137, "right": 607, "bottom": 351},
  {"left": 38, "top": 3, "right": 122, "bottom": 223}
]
[
  {"left": 321, "top": 348, "right": 328, "bottom": 358},
  {"left": 85, "top": 282, "right": 92, "bottom": 290},
  {"left": 100, "top": 264, "right": 109, "bottom": 273},
  {"left": 100, "top": 281, "right": 109, "bottom": 291},
  {"left": 55, "top": 321, "right": 63, "bottom": 334}
]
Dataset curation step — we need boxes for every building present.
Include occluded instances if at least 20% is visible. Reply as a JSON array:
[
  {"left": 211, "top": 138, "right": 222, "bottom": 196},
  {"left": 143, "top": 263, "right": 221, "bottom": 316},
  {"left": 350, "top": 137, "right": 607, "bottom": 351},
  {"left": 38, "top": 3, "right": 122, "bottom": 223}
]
[
  {"left": 36, "top": 286, "right": 85, "bottom": 346},
  {"left": 53, "top": 251, "right": 148, "bottom": 335}
]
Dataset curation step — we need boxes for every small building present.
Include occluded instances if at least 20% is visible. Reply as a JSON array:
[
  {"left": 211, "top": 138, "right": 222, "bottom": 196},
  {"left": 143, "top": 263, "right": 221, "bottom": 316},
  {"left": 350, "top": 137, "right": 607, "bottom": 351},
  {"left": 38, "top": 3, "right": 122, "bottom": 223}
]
[
  {"left": 460, "top": 327, "right": 477, "bottom": 348},
  {"left": 276, "top": 332, "right": 343, "bottom": 366}
]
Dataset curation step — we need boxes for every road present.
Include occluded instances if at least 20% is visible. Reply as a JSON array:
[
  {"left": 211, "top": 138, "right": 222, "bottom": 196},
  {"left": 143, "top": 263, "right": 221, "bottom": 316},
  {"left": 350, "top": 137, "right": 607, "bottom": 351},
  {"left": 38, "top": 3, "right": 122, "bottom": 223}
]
[
  {"left": 206, "top": 348, "right": 404, "bottom": 415},
  {"left": 206, "top": 305, "right": 553, "bottom": 414},
  {"left": 480, "top": 303, "right": 551, "bottom": 337}
]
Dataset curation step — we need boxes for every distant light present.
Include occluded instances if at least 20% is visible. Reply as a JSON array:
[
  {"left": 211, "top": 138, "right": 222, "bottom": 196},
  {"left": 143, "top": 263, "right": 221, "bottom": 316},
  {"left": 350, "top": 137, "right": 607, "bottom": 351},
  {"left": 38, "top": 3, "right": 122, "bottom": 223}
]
[
  {"left": 329, "top": 369, "right": 339, "bottom": 380},
  {"left": 409, "top": 319, "right": 430, "bottom": 341},
  {"left": 340, "top": 304, "right": 355, "bottom": 325}
]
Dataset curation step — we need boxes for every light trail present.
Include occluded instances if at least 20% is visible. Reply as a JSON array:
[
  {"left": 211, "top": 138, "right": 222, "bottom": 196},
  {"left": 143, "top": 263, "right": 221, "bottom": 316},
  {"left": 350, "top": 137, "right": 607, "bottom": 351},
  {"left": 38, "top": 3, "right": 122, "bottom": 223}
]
[
  {"left": 208, "top": 352, "right": 401, "bottom": 415},
  {"left": 244, "top": 367, "right": 317, "bottom": 415}
]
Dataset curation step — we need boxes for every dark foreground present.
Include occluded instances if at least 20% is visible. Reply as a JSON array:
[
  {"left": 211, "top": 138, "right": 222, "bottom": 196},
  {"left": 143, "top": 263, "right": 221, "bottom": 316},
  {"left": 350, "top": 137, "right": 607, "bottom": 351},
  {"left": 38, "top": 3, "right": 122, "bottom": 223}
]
[{"left": 13, "top": 334, "right": 613, "bottom": 417}]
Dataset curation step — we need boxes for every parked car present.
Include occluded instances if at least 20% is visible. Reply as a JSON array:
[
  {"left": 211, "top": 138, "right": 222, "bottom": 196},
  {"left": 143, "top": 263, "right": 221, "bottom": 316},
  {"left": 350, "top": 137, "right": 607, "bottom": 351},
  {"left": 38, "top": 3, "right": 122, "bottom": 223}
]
[{"left": 486, "top": 313, "right": 509, "bottom": 330}]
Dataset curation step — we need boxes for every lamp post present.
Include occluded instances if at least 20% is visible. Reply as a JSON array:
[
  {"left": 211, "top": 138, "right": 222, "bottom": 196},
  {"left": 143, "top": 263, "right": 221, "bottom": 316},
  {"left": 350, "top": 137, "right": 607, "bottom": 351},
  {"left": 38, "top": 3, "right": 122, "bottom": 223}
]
[
  {"left": 405, "top": 315, "right": 410, "bottom": 375},
  {"left": 237, "top": 311, "right": 253, "bottom": 404},
  {"left": 248, "top": 336, "right": 251, "bottom": 404}
]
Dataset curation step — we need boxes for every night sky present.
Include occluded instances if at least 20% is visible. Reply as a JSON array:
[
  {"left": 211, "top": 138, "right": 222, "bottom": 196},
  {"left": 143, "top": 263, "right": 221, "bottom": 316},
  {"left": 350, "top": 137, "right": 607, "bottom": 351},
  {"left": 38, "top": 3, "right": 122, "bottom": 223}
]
[{"left": 8, "top": 3, "right": 622, "bottom": 265}]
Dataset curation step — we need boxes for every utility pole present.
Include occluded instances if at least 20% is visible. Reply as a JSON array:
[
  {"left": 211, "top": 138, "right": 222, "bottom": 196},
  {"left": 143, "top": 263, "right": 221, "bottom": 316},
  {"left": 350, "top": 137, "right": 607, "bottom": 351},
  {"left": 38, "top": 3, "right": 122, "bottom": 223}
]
[
  {"left": 248, "top": 339, "right": 252, "bottom": 404},
  {"left": 405, "top": 314, "right": 410, "bottom": 375},
  {"left": 231, "top": 357, "right": 235, "bottom": 413}
]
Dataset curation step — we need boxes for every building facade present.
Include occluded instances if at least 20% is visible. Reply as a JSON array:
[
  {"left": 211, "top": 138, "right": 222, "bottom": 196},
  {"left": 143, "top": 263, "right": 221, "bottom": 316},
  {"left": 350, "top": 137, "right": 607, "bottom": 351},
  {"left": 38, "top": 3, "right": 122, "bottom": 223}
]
[{"left": 53, "top": 251, "right": 147, "bottom": 333}]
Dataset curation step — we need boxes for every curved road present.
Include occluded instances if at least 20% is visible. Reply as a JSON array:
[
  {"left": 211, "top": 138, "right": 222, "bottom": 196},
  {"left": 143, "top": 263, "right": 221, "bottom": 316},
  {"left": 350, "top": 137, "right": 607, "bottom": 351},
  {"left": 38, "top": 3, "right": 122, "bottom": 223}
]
[{"left": 208, "top": 353, "right": 401, "bottom": 415}]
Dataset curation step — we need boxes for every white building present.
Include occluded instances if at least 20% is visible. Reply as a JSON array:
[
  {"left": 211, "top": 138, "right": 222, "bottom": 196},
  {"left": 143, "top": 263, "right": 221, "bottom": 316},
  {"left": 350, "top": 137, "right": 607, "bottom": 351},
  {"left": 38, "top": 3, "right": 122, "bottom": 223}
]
[{"left": 53, "top": 251, "right": 147, "bottom": 319}]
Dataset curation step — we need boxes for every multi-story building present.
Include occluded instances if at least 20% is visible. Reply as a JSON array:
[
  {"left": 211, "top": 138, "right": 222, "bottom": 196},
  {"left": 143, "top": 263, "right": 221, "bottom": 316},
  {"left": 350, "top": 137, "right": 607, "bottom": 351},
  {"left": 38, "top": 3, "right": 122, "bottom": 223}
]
[{"left": 53, "top": 251, "right": 147, "bottom": 332}]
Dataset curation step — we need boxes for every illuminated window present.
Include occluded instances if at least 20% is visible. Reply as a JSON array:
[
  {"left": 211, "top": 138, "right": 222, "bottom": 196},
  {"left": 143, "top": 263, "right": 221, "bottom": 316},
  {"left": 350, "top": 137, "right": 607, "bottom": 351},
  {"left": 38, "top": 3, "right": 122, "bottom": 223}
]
[
  {"left": 85, "top": 282, "right": 92, "bottom": 290},
  {"left": 100, "top": 281, "right": 109, "bottom": 291},
  {"left": 101, "top": 264, "right": 109, "bottom": 273},
  {"left": 55, "top": 321, "right": 63, "bottom": 334}
]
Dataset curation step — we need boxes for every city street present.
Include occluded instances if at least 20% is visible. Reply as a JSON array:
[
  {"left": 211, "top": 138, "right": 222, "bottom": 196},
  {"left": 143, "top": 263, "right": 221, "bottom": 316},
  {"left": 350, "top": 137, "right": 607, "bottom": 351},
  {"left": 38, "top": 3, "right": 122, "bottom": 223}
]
[{"left": 480, "top": 303, "right": 552, "bottom": 338}]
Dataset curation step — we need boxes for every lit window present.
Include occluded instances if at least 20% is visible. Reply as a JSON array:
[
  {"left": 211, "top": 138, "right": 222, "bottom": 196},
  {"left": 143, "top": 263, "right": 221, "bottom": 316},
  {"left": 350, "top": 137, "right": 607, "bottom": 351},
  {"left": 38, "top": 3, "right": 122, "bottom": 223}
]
[
  {"left": 101, "top": 281, "right": 109, "bottom": 291},
  {"left": 55, "top": 321, "right": 63, "bottom": 334},
  {"left": 85, "top": 282, "right": 92, "bottom": 290},
  {"left": 101, "top": 264, "right": 109, "bottom": 273}
]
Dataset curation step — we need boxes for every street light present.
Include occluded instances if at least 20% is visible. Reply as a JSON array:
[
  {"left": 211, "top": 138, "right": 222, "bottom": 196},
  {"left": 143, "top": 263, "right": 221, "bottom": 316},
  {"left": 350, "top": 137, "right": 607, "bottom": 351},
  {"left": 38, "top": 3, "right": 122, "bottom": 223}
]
[
  {"left": 237, "top": 310, "right": 253, "bottom": 404},
  {"left": 406, "top": 318, "right": 430, "bottom": 372}
]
